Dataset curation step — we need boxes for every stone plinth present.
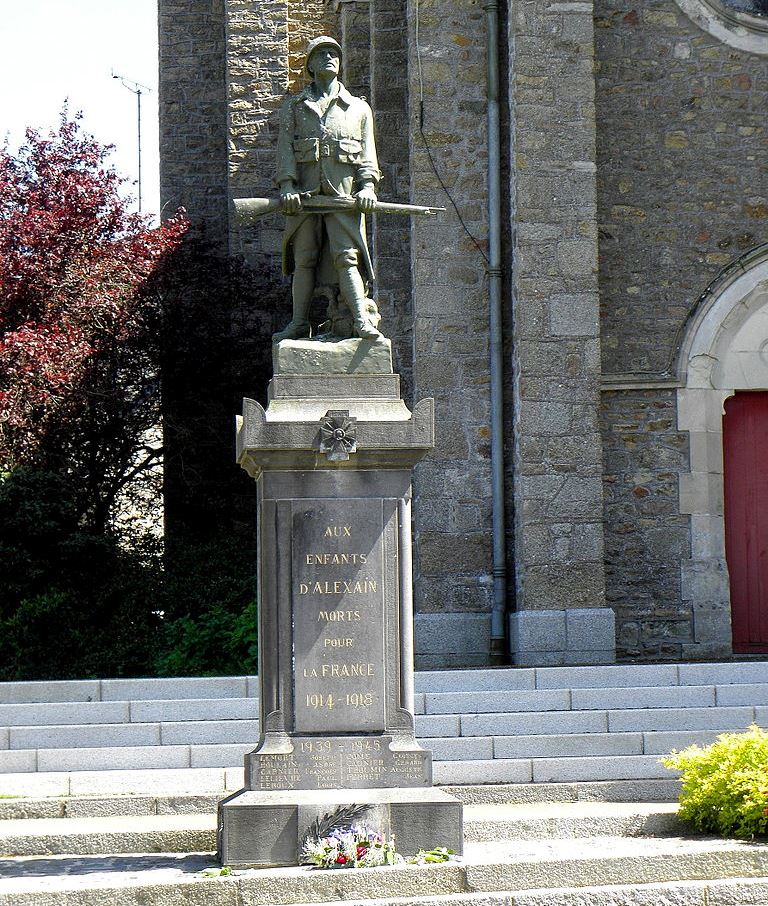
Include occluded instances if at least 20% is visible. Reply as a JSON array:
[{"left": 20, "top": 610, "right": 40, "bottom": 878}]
[
  {"left": 274, "top": 336, "right": 393, "bottom": 375},
  {"left": 219, "top": 787, "right": 462, "bottom": 869},
  {"left": 219, "top": 340, "right": 462, "bottom": 867}
]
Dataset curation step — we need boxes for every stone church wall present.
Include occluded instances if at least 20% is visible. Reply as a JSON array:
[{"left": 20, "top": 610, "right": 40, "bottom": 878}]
[
  {"left": 601, "top": 388, "right": 692, "bottom": 659},
  {"left": 595, "top": 0, "right": 767, "bottom": 379},
  {"left": 595, "top": 0, "right": 768, "bottom": 658},
  {"left": 158, "top": 0, "right": 240, "bottom": 539}
]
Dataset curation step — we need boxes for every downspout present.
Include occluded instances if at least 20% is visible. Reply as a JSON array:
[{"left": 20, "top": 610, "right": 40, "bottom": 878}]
[{"left": 484, "top": 0, "right": 508, "bottom": 663}]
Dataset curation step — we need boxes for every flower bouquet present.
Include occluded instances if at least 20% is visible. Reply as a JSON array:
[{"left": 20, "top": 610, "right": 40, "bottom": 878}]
[
  {"left": 301, "top": 825, "right": 403, "bottom": 869},
  {"left": 299, "top": 804, "right": 456, "bottom": 870}
]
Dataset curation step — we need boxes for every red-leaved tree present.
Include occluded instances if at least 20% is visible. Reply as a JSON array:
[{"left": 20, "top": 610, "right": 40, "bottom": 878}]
[{"left": 0, "top": 114, "right": 186, "bottom": 529}]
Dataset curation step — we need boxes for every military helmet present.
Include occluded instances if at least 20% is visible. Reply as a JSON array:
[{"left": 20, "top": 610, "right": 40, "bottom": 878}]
[{"left": 305, "top": 36, "right": 343, "bottom": 74}]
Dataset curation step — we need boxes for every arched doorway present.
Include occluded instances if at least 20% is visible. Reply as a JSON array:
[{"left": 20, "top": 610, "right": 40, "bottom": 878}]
[
  {"left": 677, "top": 245, "right": 768, "bottom": 656},
  {"left": 723, "top": 392, "right": 768, "bottom": 652}
]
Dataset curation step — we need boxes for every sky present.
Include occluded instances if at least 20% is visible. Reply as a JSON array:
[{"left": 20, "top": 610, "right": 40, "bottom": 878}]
[{"left": 0, "top": 0, "right": 160, "bottom": 217}]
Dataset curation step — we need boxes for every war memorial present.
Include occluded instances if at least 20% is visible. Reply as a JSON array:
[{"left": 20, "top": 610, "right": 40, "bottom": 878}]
[{"left": 216, "top": 35, "right": 462, "bottom": 866}]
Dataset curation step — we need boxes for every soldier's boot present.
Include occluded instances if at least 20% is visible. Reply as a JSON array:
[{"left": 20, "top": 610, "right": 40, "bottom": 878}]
[
  {"left": 337, "top": 265, "right": 382, "bottom": 341},
  {"left": 273, "top": 266, "right": 313, "bottom": 341}
]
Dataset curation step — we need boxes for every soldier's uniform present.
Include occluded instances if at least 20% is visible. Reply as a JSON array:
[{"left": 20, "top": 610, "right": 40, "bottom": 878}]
[{"left": 274, "top": 37, "right": 382, "bottom": 342}]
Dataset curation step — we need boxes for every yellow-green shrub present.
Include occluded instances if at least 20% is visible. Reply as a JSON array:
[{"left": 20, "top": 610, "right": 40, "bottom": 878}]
[{"left": 662, "top": 724, "right": 768, "bottom": 838}]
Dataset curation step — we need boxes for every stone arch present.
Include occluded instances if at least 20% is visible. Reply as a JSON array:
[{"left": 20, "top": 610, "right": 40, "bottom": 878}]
[
  {"left": 673, "top": 0, "right": 768, "bottom": 56},
  {"left": 676, "top": 244, "right": 768, "bottom": 656}
]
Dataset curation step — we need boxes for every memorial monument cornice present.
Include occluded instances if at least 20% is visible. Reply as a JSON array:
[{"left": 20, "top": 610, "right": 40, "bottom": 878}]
[{"left": 236, "top": 395, "right": 435, "bottom": 477}]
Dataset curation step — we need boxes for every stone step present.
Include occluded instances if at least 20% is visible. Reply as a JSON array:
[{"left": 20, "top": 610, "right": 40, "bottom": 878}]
[
  {"left": 4, "top": 692, "right": 763, "bottom": 733},
  {"left": 461, "top": 838, "right": 768, "bottom": 896},
  {"left": 425, "top": 729, "right": 724, "bottom": 760},
  {"left": 0, "top": 779, "right": 682, "bottom": 820},
  {"left": 492, "top": 879, "right": 768, "bottom": 906},
  {"left": 0, "top": 813, "right": 216, "bottom": 856},
  {"left": 0, "top": 676, "right": 258, "bottom": 705},
  {"left": 0, "top": 792, "right": 223, "bottom": 820},
  {"left": 463, "top": 801, "right": 681, "bottom": 839},
  {"left": 0, "top": 742, "right": 685, "bottom": 782},
  {"left": 0, "top": 716, "right": 748, "bottom": 784},
  {"left": 0, "top": 663, "right": 763, "bottom": 785},
  {"left": 418, "top": 688, "right": 766, "bottom": 718},
  {"left": 0, "top": 733, "right": 689, "bottom": 781},
  {"left": 0, "top": 720, "right": 723, "bottom": 760},
  {"left": 0, "top": 742, "right": 255, "bottom": 773},
  {"left": 0, "top": 803, "right": 684, "bottom": 856},
  {"left": 433, "top": 754, "right": 675, "bottom": 786},
  {"left": 4, "top": 836, "right": 768, "bottom": 905},
  {"left": 608, "top": 705, "right": 758, "bottom": 733},
  {"left": 1, "top": 700, "right": 762, "bottom": 738},
  {"left": 0, "top": 714, "right": 743, "bottom": 749},
  {"left": 507, "top": 662, "right": 768, "bottom": 692},
  {"left": 0, "top": 767, "right": 243, "bottom": 799},
  {"left": 0, "top": 697, "right": 260, "bottom": 727},
  {"left": 456, "top": 705, "right": 759, "bottom": 734},
  {"left": 256, "top": 879, "right": 768, "bottom": 906},
  {"left": 3, "top": 719, "right": 261, "bottom": 749},
  {"left": 1, "top": 662, "right": 768, "bottom": 708},
  {"left": 0, "top": 704, "right": 748, "bottom": 747},
  {"left": 446, "top": 779, "right": 682, "bottom": 805}
]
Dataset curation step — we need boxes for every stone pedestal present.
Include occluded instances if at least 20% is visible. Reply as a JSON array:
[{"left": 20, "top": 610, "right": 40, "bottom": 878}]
[{"left": 218, "top": 339, "right": 462, "bottom": 867}]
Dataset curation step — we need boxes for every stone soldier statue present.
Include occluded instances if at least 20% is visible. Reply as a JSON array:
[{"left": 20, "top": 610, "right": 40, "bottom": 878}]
[{"left": 273, "top": 36, "right": 382, "bottom": 342}]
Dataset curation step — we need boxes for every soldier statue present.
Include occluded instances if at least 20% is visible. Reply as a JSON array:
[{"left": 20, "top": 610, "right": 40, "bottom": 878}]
[{"left": 273, "top": 36, "right": 382, "bottom": 343}]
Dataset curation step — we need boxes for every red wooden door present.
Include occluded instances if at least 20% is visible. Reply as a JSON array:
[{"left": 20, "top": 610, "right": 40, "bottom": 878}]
[{"left": 723, "top": 392, "right": 768, "bottom": 653}]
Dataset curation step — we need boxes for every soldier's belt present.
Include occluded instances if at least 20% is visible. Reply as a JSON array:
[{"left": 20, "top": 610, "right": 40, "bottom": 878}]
[{"left": 292, "top": 136, "right": 362, "bottom": 162}]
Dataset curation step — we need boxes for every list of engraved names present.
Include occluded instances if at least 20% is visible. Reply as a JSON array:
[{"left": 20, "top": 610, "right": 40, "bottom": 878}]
[{"left": 253, "top": 738, "right": 430, "bottom": 790}]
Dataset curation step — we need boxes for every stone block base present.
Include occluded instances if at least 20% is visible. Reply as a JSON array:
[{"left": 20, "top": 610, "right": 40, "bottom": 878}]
[
  {"left": 414, "top": 613, "right": 491, "bottom": 669},
  {"left": 274, "top": 337, "right": 393, "bottom": 375},
  {"left": 510, "top": 608, "right": 616, "bottom": 666},
  {"left": 218, "top": 787, "right": 463, "bottom": 867}
]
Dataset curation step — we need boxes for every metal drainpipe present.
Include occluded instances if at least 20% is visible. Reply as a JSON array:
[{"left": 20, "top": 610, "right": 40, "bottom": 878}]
[{"left": 484, "top": 0, "right": 508, "bottom": 663}]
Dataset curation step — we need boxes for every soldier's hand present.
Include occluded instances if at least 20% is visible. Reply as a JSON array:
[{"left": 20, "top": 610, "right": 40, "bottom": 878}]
[
  {"left": 355, "top": 187, "right": 377, "bottom": 214},
  {"left": 281, "top": 190, "right": 302, "bottom": 215}
]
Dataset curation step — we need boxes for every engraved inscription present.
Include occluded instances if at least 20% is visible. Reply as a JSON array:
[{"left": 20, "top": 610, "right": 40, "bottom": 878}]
[
  {"left": 250, "top": 736, "right": 431, "bottom": 791},
  {"left": 254, "top": 753, "right": 302, "bottom": 790},
  {"left": 293, "top": 500, "right": 386, "bottom": 733},
  {"left": 306, "top": 553, "right": 368, "bottom": 565},
  {"left": 392, "top": 751, "right": 430, "bottom": 784},
  {"left": 298, "top": 579, "right": 378, "bottom": 595}
]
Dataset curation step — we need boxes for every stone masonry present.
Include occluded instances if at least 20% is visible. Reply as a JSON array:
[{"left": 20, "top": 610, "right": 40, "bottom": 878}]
[
  {"left": 159, "top": 0, "right": 234, "bottom": 540},
  {"left": 596, "top": 0, "right": 768, "bottom": 379},
  {"left": 370, "top": 0, "right": 414, "bottom": 402},
  {"left": 506, "top": 0, "right": 612, "bottom": 664},
  {"left": 337, "top": 0, "right": 372, "bottom": 98},
  {"left": 159, "top": 0, "right": 229, "bottom": 244},
  {"left": 403, "top": 0, "right": 499, "bottom": 666},
  {"left": 601, "top": 389, "right": 692, "bottom": 660}
]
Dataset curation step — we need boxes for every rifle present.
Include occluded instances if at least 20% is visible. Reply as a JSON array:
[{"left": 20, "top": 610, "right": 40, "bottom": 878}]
[{"left": 234, "top": 195, "right": 445, "bottom": 224}]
